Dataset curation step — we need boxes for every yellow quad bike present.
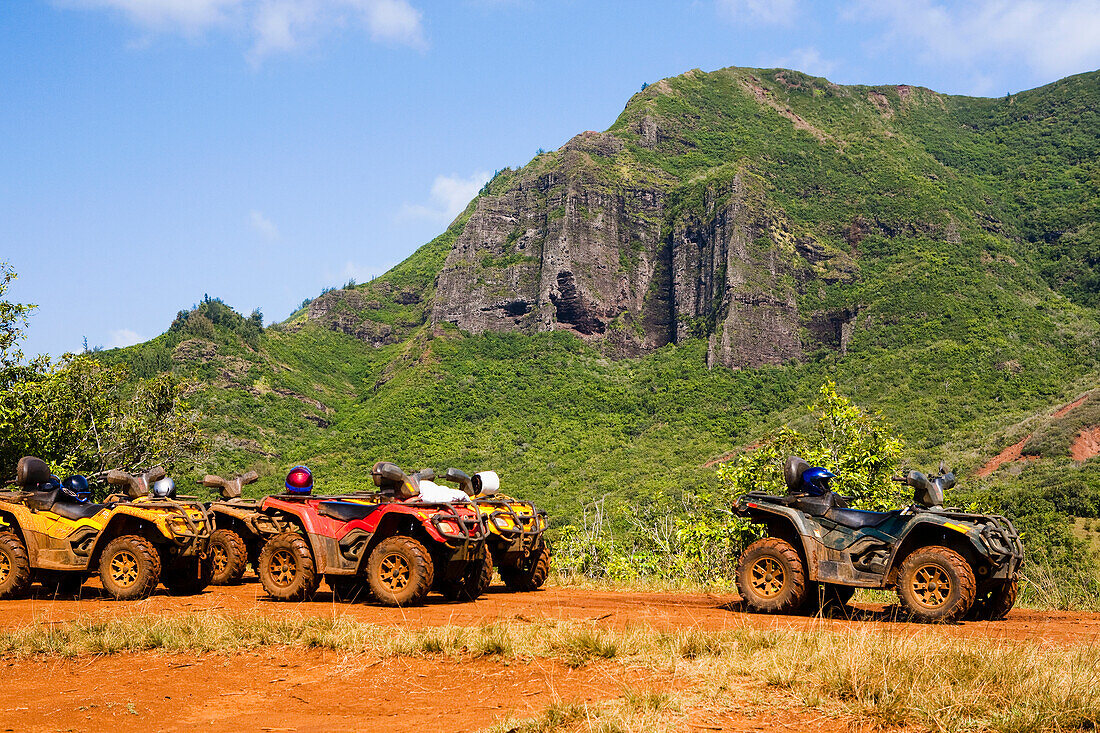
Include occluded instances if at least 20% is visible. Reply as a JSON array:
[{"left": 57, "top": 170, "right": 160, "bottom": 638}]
[
  {"left": 439, "top": 468, "right": 551, "bottom": 591},
  {"left": 0, "top": 457, "right": 214, "bottom": 600},
  {"left": 199, "top": 470, "right": 278, "bottom": 585}
]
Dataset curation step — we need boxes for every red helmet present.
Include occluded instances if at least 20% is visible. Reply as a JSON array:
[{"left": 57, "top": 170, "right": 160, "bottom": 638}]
[{"left": 285, "top": 465, "right": 313, "bottom": 494}]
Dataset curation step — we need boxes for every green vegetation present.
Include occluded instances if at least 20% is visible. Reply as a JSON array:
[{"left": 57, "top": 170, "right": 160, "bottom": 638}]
[{"left": 73, "top": 66, "right": 1100, "bottom": 603}]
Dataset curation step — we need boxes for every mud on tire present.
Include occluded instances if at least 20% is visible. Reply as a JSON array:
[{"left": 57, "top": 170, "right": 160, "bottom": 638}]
[
  {"left": 440, "top": 542, "right": 493, "bottom": 602},
  {"left": 736, "top": 537, "right": 808, "bottom": 613},
  {"left": 365, "top": 536, "right": 434, "bottom": 607},
  {"left": 499, "top": 542, "right": 550, "bottom": 592},
  {"left": 897, "top": 545, "right": 976, "bottom": 623},
  {"left": 258, "top": 532, "right": 319, "bottom": 602},
  {"left": 99, "top": 535, "right": 162, "bottom": 600},
  {"left": 0, "top": 532, "right": 32, "bottom": 599},
  {"left": 209, "top": 528, "right": 248, "bottom": 586}
]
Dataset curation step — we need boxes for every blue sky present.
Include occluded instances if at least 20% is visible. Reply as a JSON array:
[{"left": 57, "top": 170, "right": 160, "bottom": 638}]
[{"left": 4, "top": 0, "right": 1100, "bottom": 357}]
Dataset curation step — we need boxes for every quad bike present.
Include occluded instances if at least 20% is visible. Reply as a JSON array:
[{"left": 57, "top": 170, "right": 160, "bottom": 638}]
[
  {"left": 732, "top": 456, "right": 1023, "bottom": 622},
  {"left": 438, "top": 468, "right": 551, "bottom": 591},
  {"left": 254, "top": 462, "right": 490, "bottom": 606},
  {"left": 198, "top": 470, "right": 277, "bottom": 585},
  {"left": 0, "top": 457, "right": 215, "bottom": 600}
]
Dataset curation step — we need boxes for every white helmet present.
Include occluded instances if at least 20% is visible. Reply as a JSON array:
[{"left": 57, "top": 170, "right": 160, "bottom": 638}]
[{"left": 472, "top": 471, "right": 500, "bottom": 497}]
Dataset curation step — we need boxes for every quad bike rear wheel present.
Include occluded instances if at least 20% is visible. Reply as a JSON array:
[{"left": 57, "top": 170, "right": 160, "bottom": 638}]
[
  {"left": 99, "top": 535, "right": 162, "bottom": 600},
  {"left": 440, "top": 542, "right": 493, "bottom": 602},
  {"left": 258, "top": 532, "right": 319, "bottom": 601},
  {"left": 365, "top": 536, "right": 434, "bottom": 607},
  {"left": 162, "top": 553, "right": 214, "bottom": 596},
  {"left": 736, "top": 537, "right": 808, "bottom": 613},
  {"left": 897, "top": 546, "right": 976, "bottom": 622},
  {"left": 499, "top": 542, "right": 550, "bottom": 592},
  {"left": 968, "top": 576, "right": 1018, "bottom": 621},
  {"left": 0, "top": 532, "right": 32, "bottom": 599},
  {"left": 209, "top": 528, "right": 248, "bottom": 585}
]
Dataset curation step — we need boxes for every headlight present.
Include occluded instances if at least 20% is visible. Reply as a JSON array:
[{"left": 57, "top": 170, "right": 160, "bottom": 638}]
[{"left": 437, "top": 520, "right": 462, "bottom": 536}]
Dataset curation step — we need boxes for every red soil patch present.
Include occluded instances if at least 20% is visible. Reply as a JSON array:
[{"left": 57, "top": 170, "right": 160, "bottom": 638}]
[
  {"left": 704, "top": 441, "right": 762, "bottom": 468},
  {"left": 1072, "top": 426, "right": 1100, "bottom": 463},
  {"left": 1053, "top": 393, "right": 1091, "bottom": 419},
  {"left": 977, "top": 434, "right": 1036, "bottom": 478}
]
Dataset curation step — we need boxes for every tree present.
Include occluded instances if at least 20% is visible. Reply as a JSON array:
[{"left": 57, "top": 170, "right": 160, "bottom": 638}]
[
  {"left": 716, "top": 382, "right": 907, "bottom": 511},
  {"left": 0, "top": 265, "right": 206, "bottom": 483}
]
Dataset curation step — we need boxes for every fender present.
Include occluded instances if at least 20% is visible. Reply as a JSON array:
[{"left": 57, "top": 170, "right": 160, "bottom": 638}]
[
  {"left": 0, "top": 507, "right": 39, "bottom": 565},
  {"left": 258, "top": 497, "right": 331, "bottom": 573},
  {"left": 735, "top": 500, "right": 824, "bottom": 581},
  {"left": 884, "top": 514, "right": 988, "bottom": 573}
]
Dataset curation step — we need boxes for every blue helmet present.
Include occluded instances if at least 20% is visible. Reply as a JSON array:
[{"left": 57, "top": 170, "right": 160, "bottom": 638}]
[
  {"left": 285, "top": 465, "right": 313, "bottom": 494},
  {"left": 800, "top": 467, "right": 836, "bottom": 496},
  {"left": 61, "top": 475, "right": 90, "bottom": 502}
]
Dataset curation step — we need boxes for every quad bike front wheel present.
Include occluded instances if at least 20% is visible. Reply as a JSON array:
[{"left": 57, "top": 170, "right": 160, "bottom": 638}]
[
  {"left": 440, "top": 542, "right": 493, "bottom": 602},
  {"left": 209, "top": 528, "right": 248, "bottom": 585},
  {"left": 897, "top": 546, "right": 976, "bottom": 622},
  {"left": 0, "top": 532, "right": 32, "bottom": 599},
  {"left": 736, "top": 537, "right": 808, "bottom": 614},
  {"left": 99, "top": 535, "right": 162, "bottom": 600},
  {"left": 499, "top": 542, "right": 550, "bottom": 592},
  {"left": 258, "top": 532, "right": 319, "bottom": 601},
  {"left": 365, "top": 536, "right": 434, "bottom": 607},
  {"left": 968, "top": 576, "right": 1018, "bottom": 621}
]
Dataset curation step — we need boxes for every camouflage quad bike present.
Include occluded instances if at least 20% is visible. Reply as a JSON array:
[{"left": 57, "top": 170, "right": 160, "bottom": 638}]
[
  {"left": 0, "top": 457, "right": 215, "bottom": 600},
  {"left": 254, "top": 462, "right": 490, "bottom": 606},
  {"left": 199, "top": 470, "right": 273, "bottom": 585},
  {"left": 438, "top": 468, "right": 551, "bottom": 591},
  {"left": 733, "top": 457, "right": 1023, "bottom": 622}
]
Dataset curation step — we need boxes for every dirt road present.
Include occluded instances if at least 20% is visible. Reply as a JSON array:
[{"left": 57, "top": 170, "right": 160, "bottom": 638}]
[{"left": 3, "top": 582, "right": 1098, "bottom": 732}]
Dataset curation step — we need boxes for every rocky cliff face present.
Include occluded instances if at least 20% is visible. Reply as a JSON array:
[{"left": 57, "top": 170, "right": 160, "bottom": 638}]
[{"left": 428, "top": 132, "right": 849, "bottom": 369}]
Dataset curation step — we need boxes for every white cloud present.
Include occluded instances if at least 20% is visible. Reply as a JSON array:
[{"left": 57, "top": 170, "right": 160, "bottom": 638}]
[
  {"left": 61, "top": 0, "right": 427, "bottom": 60},
  {"left": 399, "top": 170, "right": 491, "bottom": 223},
  {"left": 774, "top": 47, "right": 837, "bottom": 77},
  {"left": 716, "top": 0, "right": 799, "bottom": 26},
  {"left": 851, "top": 0, "right": 1100, "bottom": 82},
  {"left": 107, "top": 328, "right": 142, "bottom": 349},
  {"left": 249, "top": 209, "right": 280, "bottom": 239}
]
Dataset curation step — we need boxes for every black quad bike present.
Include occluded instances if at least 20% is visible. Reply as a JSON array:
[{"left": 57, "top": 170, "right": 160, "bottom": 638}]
[
  {"left": 199, "top": 471, "right": 276, "bottom": 585},
  {"left": 733, "top": 457, "right": 1023, "bottom": 622}
]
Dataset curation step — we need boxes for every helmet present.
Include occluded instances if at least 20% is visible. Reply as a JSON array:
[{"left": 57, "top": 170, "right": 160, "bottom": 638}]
[
  {"left": 41, "top": 474, "right": 62, "bottom": 491},
  {"left": 800, "top": 467, "right": 836, "bottom": 496},
  {"left": 61, "top": 475, "right": 90, "bottom": 502},
  {"left": 151, "top": 477, "right": 177, "bottom": 498},
  {"left": 285, "top": 465, "right": 313, "bottom": 494}
]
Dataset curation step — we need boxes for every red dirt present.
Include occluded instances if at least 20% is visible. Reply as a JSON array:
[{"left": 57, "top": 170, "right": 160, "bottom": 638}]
[
  {"left": 5, "top": 584, "right": 1100, "bottom": 731},
  {"left": 1072, "top": 426, "right": 1100, "bottom": 463},
  {"left": 7, "top": 582, "right": 1100, "bottom": 646},
  {"left": 977, "top": 434, "right": 1036, "bottom": 478},
  {"left": 1053, "top": 394, "right": 1091, "bottom": 419}
]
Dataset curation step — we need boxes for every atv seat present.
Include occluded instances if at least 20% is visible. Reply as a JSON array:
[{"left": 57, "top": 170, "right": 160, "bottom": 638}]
[
  {"left": 317, "top": 501, "right": 379, "bottom": 523},
  {"left": 49, "top": 500, "right": 106, "bottom": 521},
  {"left": 791, "top": 491, "right": 850, "bottom": 516},
  {"left": 824, "top": 507, "right": 893, "bottom": 529}
]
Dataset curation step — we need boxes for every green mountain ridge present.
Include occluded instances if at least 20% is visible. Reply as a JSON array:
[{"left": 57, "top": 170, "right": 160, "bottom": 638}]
[{"left": 108, "top": 66, "right": 1100, "bottom": 526}]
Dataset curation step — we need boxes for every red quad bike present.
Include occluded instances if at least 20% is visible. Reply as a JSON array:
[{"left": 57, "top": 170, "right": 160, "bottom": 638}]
[{"left": 255, "top": 463, "right": 490, "bottom": 606}]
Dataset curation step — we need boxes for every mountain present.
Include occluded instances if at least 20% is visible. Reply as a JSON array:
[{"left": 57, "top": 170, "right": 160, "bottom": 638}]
[{"left": 108, "top": 66, "right": 1100, "bottom": 524}]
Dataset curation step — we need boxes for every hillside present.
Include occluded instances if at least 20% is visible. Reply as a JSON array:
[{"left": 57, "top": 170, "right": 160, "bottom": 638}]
[{"left": 109, "top": 66, "right": 1100, "bottom": 526}]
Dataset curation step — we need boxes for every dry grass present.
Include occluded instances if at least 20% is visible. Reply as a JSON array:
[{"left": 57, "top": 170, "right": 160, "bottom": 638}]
[{"left": 2, "top": 614, "right": 1098, "bottom": 732}]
